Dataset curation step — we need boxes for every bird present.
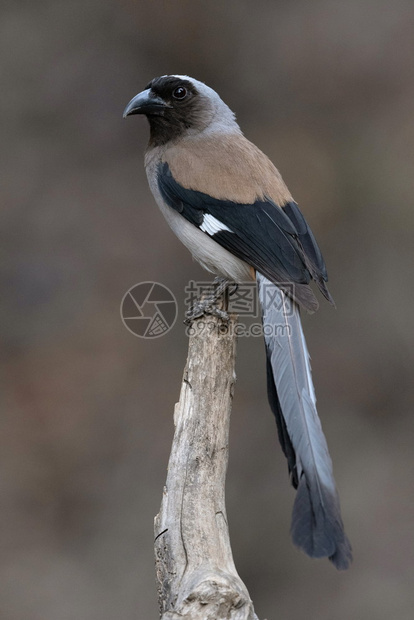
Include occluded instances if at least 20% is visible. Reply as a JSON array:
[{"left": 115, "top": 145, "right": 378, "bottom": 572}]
[{"left": 123, "top": 75, "right": 352, "bottom": 570}]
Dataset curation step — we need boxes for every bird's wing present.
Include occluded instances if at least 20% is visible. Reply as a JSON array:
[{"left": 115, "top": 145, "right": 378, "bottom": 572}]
[
  {"left": 282, "top": 201, "right": 334, "bottom": 304},
  {"left": 157, "top": 161, "right": 331, "bottom": 311}
]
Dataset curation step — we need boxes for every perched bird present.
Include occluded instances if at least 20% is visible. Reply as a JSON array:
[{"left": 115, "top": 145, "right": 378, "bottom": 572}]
[{"left": 124, "top": 75, "right": 352, "bottom": 569}]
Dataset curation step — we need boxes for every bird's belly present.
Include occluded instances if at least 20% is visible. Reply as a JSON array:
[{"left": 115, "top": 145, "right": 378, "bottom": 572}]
[{"left": 174, "top": 215, "right": 253, "bottom": 283}]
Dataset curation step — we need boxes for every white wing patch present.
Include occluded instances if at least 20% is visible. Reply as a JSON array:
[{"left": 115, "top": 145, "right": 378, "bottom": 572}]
[{"left": 200, "top": 213, "right": 233, "bottom": 236}]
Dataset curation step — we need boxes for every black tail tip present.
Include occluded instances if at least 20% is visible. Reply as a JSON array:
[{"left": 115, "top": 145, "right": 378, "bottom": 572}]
[
  {"left": 329, "top": 538, "right": 353, "bottom": 570},
  {"left": 292, "top": 534, "right": 353, "bottom": 570}
]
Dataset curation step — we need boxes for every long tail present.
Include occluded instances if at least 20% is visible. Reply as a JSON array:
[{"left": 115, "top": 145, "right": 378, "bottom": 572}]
[{"left": 257, "top": 273, "right": 352, "bottom": 570}]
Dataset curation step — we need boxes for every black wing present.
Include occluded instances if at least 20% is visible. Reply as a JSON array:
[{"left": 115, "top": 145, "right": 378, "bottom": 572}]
[
  {"left": 158, "top": 162, "right": 332, "bottom": 310},
  {"left": 282, "top": 201, "right": 334, "bottom": 304}
]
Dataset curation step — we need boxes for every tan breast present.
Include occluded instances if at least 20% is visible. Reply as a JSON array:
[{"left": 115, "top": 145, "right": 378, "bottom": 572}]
[{"left": 160, "top": 132, "right": 293, "bottom": 206}]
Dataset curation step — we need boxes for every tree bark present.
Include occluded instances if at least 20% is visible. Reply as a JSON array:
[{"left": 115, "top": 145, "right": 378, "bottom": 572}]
[{"left": 154, "top": 315, "right": 260, "bottom": 620}]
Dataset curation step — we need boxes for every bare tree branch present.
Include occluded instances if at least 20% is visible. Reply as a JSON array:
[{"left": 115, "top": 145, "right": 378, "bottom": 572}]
[{"left": 154, "top": 315, "right": 261, "bottom": 620}]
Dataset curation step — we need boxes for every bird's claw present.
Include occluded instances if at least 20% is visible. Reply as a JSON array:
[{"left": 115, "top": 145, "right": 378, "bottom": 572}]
[
  {"left": 184, "top": 277, "right": 232, "bottom": 324},
  {"left": 184, "top": 299, "right": 230, "bottom": 324}
]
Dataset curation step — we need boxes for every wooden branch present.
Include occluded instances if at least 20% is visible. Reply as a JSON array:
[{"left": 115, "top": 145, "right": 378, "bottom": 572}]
[{"left": 154, "top": 315, "right": 260, "bottom": 620}]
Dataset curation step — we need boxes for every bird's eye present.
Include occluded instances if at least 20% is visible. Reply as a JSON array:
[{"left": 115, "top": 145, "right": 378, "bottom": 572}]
[{"left": 172, "top": 86, "right": 187, "bottom": 100}]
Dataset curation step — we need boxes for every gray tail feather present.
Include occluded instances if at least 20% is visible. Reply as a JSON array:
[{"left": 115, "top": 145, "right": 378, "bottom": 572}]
[{"left": 257, "top": 273, "right": 352, "bottom": 570}]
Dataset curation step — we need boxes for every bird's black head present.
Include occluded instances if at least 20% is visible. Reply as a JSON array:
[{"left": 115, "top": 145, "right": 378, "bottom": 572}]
[
  {"left": 123, "top": 75, "right": 212, "bottom": 146},
  {"left": 123, "top": 75, "right": 239, "bottom": 147}
]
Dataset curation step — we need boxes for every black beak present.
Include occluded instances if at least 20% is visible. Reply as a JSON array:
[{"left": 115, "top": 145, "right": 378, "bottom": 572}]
[{"left": 123, "top": 90, "right": 171, "bottom": 118}]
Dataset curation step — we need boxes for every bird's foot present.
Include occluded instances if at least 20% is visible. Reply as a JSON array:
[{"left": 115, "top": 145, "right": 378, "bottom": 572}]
[
  {"left": 184, "top": 277, "right": 234, "bottom": 324},
  {"left": 185, "top": 300, "right": 229, "bottom": 323}
]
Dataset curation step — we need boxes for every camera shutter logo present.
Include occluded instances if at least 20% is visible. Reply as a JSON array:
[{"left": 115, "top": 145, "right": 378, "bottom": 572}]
[{"left": 120, "top": 282, "right": 177, "bottom": 338}]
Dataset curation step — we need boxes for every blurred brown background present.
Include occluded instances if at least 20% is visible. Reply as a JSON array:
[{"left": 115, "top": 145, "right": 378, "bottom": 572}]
[{"left": 2, "top": 1, "right": 414, "bottom": 618}]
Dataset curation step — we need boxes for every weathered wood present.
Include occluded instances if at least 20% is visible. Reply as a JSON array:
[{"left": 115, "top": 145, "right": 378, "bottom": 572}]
[{"left": 154, "top": 315, "right": 260, "bottom": 620}]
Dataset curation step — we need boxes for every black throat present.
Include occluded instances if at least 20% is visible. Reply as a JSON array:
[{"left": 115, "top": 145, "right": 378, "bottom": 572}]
[{"left": 147, "top": 114, "right": 188, "bottom": 147}]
